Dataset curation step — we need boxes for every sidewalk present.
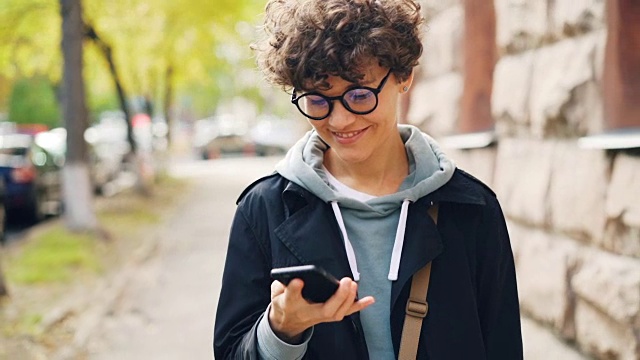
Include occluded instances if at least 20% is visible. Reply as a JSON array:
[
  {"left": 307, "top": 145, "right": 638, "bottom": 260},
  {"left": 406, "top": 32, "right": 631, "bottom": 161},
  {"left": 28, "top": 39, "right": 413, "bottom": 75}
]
[{"left": 80, "top": 157, "right": 282, "bottom": 359}]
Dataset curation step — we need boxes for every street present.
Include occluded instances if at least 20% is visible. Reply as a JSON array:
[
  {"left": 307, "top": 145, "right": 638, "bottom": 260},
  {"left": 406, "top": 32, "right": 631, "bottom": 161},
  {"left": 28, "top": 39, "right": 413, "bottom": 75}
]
[{"left": 83, "top": 156, "right": 282, "bottom": 360}]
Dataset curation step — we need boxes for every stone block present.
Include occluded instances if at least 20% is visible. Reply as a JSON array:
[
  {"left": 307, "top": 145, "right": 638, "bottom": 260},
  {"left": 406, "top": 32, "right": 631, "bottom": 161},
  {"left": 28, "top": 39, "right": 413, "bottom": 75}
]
[
  {"left": 607, "top": 154, "right": 640, "bottom": 227},
  {"left": 593, "top": 29, "right": 606, "bottom": 82},
  {"left": 421, "top": 5, "right": 463, "bottom": 77},
  {"left": 572, "top": 249, "right": 640, "bottom": 327},
  {"left": 509, "top": 223, "right": 578, "bottom": 335},
  {"left": 562, "top": 80, "right": 604, "bottom": 136},
  {"left": 495, "top": 0, "right": 549, "bottom": 53},
  {"left": 575, "top": 300, "right": 639, "bottom": 360},
  {"left": 444, "top": 147, "right": 496, "bottom": 188},
  {"left": 529, "top": 35, "right": 600, "bottom": 138},
  {"left": 492, "top": 51, "right": 535, "bottom": 136},
  {"left": 550, "top": 0, "right": 606, "bottom": 37},
  {"left": 604, "top": 153, "right": 640, "bottom": 257},
  {"left": 604, "top": 222, "right": 640, "bottom": 260},
  {"left": 521, "top": 317, "right": 589, "bottom": 360},
  {"left": 408, "top": 73, "right": 462, "bottom": 137},
  {"left": 494, "top": 139, "right": 553, "bottom": 226},
  {"left": 548, "top": 141, "right": 607, "bottom": 242}
]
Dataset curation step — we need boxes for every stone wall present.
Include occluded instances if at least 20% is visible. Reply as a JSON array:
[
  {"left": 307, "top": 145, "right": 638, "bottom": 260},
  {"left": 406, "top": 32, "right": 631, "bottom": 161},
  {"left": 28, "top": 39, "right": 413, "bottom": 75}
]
[{"left": 411, "top": 1, "right": 640, "bottom": 359}]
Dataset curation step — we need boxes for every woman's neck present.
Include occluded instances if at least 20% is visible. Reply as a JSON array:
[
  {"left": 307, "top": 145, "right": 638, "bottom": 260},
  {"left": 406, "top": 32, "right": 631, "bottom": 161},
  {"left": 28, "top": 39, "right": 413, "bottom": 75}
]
[{"left": 324, "top": 136, "right": 409, "bottom": 196}]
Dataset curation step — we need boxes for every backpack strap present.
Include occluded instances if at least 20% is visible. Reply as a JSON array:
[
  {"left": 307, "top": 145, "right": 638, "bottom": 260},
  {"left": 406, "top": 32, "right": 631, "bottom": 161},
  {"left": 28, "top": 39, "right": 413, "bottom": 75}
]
[{"left": 398, "top": 203, "right": 438, "bottom": 360}]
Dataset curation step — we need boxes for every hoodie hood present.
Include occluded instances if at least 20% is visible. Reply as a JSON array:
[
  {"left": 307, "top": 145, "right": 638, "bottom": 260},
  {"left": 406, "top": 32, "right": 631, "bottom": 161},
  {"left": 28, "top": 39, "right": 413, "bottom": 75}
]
[
  {"left": 275, "top": 124, "right": 455, "bottom": 281},
  {"left": 275, "top": 124, "right": 455, "bottom": 210}
]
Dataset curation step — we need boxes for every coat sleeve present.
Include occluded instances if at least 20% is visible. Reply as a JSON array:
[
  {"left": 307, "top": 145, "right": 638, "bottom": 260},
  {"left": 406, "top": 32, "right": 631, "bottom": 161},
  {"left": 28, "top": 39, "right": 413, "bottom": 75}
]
[
  {"left": 476, "top": 197, "right": 523, "bottom": 360},
  {"left": 214, "top": 204, "right": 273, "bottom": 360}
]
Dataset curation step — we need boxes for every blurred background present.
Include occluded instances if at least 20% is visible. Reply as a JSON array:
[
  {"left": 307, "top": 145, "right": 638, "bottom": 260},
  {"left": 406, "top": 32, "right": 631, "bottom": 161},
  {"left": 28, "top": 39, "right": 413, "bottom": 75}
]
[{"left": 0, "top": 0, "right": 638, "bottom": 359}]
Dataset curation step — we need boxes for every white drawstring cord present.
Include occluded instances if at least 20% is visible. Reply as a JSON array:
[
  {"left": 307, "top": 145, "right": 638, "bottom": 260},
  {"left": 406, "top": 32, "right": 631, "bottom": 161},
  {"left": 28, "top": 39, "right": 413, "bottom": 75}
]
[
  {"left": 331, "top": 201, "right": 360, "bottom": 281},
  {"left": 388, "top": 199, "right": 411, "bottom": 281}
]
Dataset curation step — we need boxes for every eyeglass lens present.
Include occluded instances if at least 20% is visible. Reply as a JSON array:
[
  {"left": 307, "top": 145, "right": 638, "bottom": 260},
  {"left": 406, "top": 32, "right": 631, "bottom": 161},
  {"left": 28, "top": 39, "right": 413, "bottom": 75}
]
[{"left": 298, "top": 88, "right": 377, "bottom": 119}]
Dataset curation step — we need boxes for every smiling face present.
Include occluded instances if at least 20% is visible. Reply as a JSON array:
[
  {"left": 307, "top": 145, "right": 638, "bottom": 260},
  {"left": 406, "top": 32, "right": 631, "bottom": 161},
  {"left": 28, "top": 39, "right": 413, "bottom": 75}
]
[{"left": 305, "top": 65, "right": 411, "bottom": 169}]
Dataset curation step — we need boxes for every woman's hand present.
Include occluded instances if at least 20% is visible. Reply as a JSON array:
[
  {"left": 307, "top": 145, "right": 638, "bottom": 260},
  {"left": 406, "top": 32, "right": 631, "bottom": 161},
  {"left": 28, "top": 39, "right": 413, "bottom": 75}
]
[{"left": 268, "top": 277, "right": 375, "bottom": 344}]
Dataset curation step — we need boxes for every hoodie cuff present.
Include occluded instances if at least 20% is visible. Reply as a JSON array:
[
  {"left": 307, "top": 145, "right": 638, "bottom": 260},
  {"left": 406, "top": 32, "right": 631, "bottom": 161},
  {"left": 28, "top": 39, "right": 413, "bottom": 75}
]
[{"left": 257, "top": 304, "right": 314, "bottom": 360}]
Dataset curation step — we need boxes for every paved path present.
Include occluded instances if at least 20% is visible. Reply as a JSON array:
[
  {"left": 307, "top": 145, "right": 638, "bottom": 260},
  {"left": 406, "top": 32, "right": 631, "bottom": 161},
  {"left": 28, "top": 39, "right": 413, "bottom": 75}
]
[{"left": 84, "top": 156, "right": 281, "bottom": 360}]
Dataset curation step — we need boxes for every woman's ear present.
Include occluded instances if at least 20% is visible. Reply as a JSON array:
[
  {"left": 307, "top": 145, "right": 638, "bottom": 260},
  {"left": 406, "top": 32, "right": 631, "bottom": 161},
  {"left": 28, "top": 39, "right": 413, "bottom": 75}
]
[{"left": 400, "top": 70, "right": 415, "bottom": 93}]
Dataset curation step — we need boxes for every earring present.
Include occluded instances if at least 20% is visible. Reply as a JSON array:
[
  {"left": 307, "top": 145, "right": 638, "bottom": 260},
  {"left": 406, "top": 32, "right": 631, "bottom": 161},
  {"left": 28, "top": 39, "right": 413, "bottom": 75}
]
[{"left": 403, "top": 86, "right": 409, "bottom": 92}]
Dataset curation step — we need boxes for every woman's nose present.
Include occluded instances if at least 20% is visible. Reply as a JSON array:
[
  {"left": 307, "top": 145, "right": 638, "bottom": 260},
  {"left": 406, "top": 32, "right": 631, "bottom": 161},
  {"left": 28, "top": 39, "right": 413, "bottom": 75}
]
[{"left": 327, "top": 102, "right": 355, "bottom": 129}]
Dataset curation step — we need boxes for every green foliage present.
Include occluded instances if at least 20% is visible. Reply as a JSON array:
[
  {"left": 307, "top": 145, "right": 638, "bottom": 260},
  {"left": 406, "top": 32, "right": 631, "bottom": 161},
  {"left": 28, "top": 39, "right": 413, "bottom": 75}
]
[
  {"left": 0, "top": 0, "right": 61, "bottom": 81},
  {"left": 4, "top": 174, "right": 188, "bottom": 286},
  {"left": 5, "top": 225, "right": 102, "bottom": 284},
  {"left": 0, "top": 0, "right": 267, "bottom": 119},
  {"left": 8, "top": 77, "right": 61, "bottom": 128}
]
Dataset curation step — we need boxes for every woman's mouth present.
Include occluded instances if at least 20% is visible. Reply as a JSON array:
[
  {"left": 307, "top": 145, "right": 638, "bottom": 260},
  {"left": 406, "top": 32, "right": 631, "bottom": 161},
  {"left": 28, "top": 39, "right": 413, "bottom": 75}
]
[{"left": 332, "top": 128, "right": 367, "bottom": 144}]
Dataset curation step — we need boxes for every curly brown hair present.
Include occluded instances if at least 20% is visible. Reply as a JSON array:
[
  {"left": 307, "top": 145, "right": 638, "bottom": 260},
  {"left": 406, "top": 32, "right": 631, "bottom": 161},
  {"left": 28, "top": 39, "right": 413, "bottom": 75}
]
[{"left": 253, "top": 0, "right": 424, "bottom": 92}]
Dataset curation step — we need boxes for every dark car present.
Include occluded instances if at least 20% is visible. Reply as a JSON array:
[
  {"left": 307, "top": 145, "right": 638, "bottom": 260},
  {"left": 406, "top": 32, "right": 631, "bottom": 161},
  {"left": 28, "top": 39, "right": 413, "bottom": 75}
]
[
  {"left": 0, "top": 177, "right": 6, "bottom": 242},
  {"left": 0, "top": 133, "right": 63, "bottom": 223}
]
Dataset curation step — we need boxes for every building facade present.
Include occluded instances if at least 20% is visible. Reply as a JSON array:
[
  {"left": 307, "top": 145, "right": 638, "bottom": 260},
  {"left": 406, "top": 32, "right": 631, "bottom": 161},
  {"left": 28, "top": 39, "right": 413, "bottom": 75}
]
[{"left": 409, "top": 0, "right": 640, "bottom": 359}]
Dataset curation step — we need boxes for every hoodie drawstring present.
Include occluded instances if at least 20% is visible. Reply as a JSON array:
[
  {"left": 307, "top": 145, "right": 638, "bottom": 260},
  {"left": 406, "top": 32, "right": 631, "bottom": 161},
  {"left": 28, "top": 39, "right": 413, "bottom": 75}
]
[
  {"left": 388, "top": 199, "right": 411, "bottom": 281},
  {"left": 330, "top": 199, "right": 412, "bottom": 282},
  {"left": 331, "top": 201, "right": 360, "bottom": 281}
]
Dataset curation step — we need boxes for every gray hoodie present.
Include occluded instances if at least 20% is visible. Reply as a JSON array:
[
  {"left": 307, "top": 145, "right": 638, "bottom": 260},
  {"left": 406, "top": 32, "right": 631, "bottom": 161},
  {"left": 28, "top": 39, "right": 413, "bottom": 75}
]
[{"left": 257, "top": 124, "right": 455, "bottom": 360}]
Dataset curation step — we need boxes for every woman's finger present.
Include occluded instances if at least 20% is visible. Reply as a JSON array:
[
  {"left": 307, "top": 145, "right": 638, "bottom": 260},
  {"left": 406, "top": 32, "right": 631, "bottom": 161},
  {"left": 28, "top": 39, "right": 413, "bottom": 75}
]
[
  {"left": 270, "top": 280, "right": 286, "bottom": 300},
  {"left": 283, "top": 278, "right": 305, "bottom": 302},
  {"left": 331, "top": 281, "right": 358, "bottom": 321},
  {"left": 320, "top": 278, "right": 354, "bottom": 318},
  {"left": 345, "top": 296, "right": 376, "bottom": 316}
]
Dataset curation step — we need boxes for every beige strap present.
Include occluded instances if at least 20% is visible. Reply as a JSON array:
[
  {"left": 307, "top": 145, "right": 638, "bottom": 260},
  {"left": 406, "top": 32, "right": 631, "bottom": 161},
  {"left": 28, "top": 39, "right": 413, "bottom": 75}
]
[{"left": 398, "top": 203, "right": 438, "bottom": 360}]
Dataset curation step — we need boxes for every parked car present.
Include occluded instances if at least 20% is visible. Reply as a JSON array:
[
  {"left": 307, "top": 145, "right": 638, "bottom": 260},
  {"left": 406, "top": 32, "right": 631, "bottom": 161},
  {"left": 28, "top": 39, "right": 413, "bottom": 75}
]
[
  {"left": 0, "top": 177, "right": 6, "bottom": 243},
  {"left": 40, "top": 127, "right": 126, "bottom": 196},
  {"left": 193, "top": 114, "right": 255, "bottom": 160},
  {"left": 0, "top": 133, "right": 63, "bottom": 223},
  {"left": 249, "top": 115, "right": 309, "bottom": 156}
]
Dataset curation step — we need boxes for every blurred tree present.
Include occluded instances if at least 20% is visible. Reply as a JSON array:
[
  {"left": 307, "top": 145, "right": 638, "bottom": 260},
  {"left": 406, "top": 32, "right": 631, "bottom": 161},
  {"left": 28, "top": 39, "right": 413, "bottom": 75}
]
[
  {"left": 82, "top": 0, "right": 265, "bottom": 143},
  {"left": 0, "top": 0, "right": 61, "bottom": 84},
  {"left": 1, "top": 0, "right": 266, "bottom": 121},
  {"left": 8, "top": 77, "right": 61, "bottom": 128},
  {"left": 60, "top": 0, "right": 98, "bottom": 231},
  {"left": 84, "top": 23, "right": 137, "bottom": 153}
]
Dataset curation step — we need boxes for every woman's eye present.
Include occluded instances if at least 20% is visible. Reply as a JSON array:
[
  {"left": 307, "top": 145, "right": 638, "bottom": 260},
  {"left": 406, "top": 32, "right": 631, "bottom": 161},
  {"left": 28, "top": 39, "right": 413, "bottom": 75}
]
[
  {"left": 306, "top": 95, "right": 328, "bottom": 107},
  {"left": 347, "top": 89, "right": 373, "bottom": 102}
]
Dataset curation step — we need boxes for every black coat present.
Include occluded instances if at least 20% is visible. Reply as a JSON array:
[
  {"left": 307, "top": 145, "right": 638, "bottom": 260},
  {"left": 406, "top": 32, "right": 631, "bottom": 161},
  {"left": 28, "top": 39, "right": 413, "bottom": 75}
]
[{"left": 213, "top": 169, "right": 523, "bottom": 360}]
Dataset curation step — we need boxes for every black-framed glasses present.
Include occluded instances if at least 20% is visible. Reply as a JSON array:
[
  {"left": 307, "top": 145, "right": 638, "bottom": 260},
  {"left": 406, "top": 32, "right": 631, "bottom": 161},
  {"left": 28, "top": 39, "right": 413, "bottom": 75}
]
[{"left": 291, "top": 69, "right": 393, "bottom": 120}]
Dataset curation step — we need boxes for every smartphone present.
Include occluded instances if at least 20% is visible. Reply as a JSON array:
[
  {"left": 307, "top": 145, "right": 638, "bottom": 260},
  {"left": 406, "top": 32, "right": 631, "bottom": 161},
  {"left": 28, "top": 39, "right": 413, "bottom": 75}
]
[{"left": 270, "top": 265, "right": 340, "bottom": 303}]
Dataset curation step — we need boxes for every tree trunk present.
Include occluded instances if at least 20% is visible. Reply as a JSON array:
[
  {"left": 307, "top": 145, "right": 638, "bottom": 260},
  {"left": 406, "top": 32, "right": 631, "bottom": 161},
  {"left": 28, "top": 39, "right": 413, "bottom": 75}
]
[
  {"left": 0, "top": 255, "right": 8, "bottom": 298},
  {"left": 84, "top": 24, "right": 137, "bottom": 155},
  {"left": 85, "top": 24, "right": 153, "bottom": 196},
  {"left": 60, "top": 0, "right": 98, "bottom": 231},
  {"left": 163, "top": 65, "right": 174, "bottom": 146}
]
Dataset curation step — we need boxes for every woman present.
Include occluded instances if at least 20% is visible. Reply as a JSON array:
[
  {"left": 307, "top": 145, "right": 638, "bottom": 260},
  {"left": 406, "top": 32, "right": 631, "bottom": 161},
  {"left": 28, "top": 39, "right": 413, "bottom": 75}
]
[{"left": 214, "top": 0, "right": 523, "bottom": 359}]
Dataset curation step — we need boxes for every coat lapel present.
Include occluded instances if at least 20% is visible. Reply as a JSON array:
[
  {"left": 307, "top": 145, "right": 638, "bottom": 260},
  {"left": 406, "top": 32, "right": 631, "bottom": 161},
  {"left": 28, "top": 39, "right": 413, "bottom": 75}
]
[{"left": 273, "top": 186, "right": 354, "bottom": 281}]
